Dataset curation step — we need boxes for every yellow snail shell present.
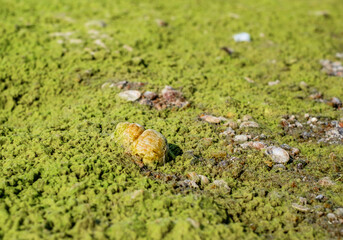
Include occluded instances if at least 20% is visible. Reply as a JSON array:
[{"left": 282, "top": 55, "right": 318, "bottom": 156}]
[
  {"left": 115, "top": 122, "right": 168, "bottom": 166},
  {"left": 115, "top": 122, "right": 145, "bottom": 149}
]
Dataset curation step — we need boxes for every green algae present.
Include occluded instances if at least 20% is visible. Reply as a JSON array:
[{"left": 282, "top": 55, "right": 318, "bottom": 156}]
[{"left": 1, "top": 0, "right": 343, "bottom": 239}]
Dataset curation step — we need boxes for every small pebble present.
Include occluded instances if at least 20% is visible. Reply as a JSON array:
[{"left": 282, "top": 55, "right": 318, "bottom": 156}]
[
  {"left": 218, "top": 116, "right": 229, "bottom": 122},
  {"left": 334, "top": 208, "right": 343, "bottom": 218},
  {"left": 94, "top": 39, "right": 107, "bottom": 49},
  {"left": 330, "top": 97, "right": 342, "bottom": 108},
  {"left": 296, "top": 160, "right": 307, "bottom": 170},
  {"left": 88, "top": 29, "right": 100, "bottom": 36},
  {"left": 69, "top": 39, "right": 83, "bottom": 44},
  {"left": 123, "top": 45, "right": 133, "bottom": 52},
  {"left": 139, "top": 98, "right": 153, "bottom": 106},
  {"left": 301, "top": 131, "right": 312, "bottom": 139},
  {"left": 244, "top": 77, "right": 255, "bottom": 83},
  {"left": 187, "top": 172, "right": 200, "bottom": 182},
  {"left": 101, "top": 82, "right": 110, "bottom": 89},
  {"left": 155, "top": 19, "right": 168, "bottom": 27},
  {"left": 327, "top": 213, "right": 337, "bottom": 222},
  {"left": 313, "top": 11, "right": 330, "bottom": 17},
  {"left": 118, "top": 90, "right": 141, "bottom": 102},
  {"left": 266, "top": 146, "right": 290, "bottom": 164},
  {"left": 320, "top": 59, "right": 343, "bottom": 77},
  {"left": 309, "top": 92, "right": 323, "bottom": 100},
  {"left": 299, "top": 197, "right": 307, "bottom": 205},
  {"left": 313, "top": 205, "right": 324, "bottom": 212},
  {"left": 234, "top": 135, "right": 249, "bottom": 143},
  {"left": 240, "top": 141, "right": 266, "bottom": 150},
  {"left": 289, "top": 115, "right": 296, "bottom": 122},
  {"left": 220, "top": 127, "right": 235, "bottom": 137},
  {"left": 290, "top": 147, "right": 300, "bottom": 156},
  {"left": 211, "top": 180, "right": 231, "bottom": 191},
  {"left": 315, "top": 194, "right": 325, "bottom": 201},
  {"left": 268, "top": 80, "right": 280, "bottom": 86},
  {"left": 160, "top": 86, "right": 189, "bottom": 108},
  {"left": 325, "top": 129, "right": 342, "bottom": 140},
  {"left": 233, "top": 32, "right": 251, "bottom": 42},
  {"left": 229, "top": 13, "right": 240, "bottom": 19},
  {"left": 143, "top": 91, "right": 157, "bottom": 100},
  {"left": 260, "top": 134, "right": 267, "bottom": 140},
  {"left": 182, "top": 180, "right": 199, "bottom": 189},
  {"left": 187, "top": 218, "right": 200, "bottom": 228},
  {"left": 242, "top": 115, "right": 253, "bottom": 122},
  {"left": 240, "top": 142, "right": 252, "bottom": 149},
  {"left": 299, "top": 81, "right": 308, "bottom": 89},
  {"left": 252, "top": 141, "right": 266, "bottom": 150},
  {"left": 318, "top": 212, "right": 326, "bottom": 218},
  {"left": 223, "top": 120, "right": 238, "bottom": 129},
  {"left": 240, "top": 121, "right": 259, "bottom": 128},
  {"left": 280, "top": 144, "right": 292, "bottom": 150},
  {"left": 310, "top": 117, "right": 318, "bottom": 123},
  {"left": 199, "top": 114, "right": 222, "bottom": 124},
  {"left": 318, "top": 177, "right": 335, "bottom": 186},
  {"left": 119, "top": 81, "right": 145, "bottom": 90},
  {"left": 218, "top": 160, "right": 229, "bottom": 167},
  {"left": 292, "top": 203, "right": 310, "bottom": 212},
  {"left": 85, "top": 20, "right": 106, "bottom": 28},
  {"left": 161, "top": 86, "right": 181, "bottom": 100},
  {"left": 272, "top": 164, "right": 286, "bottom": 170}
]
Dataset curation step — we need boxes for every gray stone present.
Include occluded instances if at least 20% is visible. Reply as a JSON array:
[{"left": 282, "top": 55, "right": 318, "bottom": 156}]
[
  {"left": 118, "top": 90, "right": 141, "bottom": 102},
  {"left": 266, "top": 146, "right": 290, "bottom": 164}
]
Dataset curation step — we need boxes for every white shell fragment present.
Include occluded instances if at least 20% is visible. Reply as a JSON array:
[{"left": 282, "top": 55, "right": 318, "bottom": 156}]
[
  {"left": 94, "top": 39, "right": 107, "bottom": 49},
  {"left": 69, "top": 39, "right": 83, "bottom": 44},
  {"left": 233, "top": 135, "right": 249, "bottom": 143},
  {"left": 211, "top": 180, "right": 231, "bottom": 191},
  {"left": 266, "top": 146, "right": 290, "bottom": 164},
  {"left": 268, "top": 80, "right": 280, "bottom": 86},
  {"left": 199, "top": 115, "right": 222, "bottom": 124},
  {"left": 233, "top": 32, "right": 251, "bottom": 42},
  {"left": 240, "top": 141, "right": 266, "bottom": 150},
  {"left": 318, "top": 177, "right": 335, "bottom": 187},
  {"left": 85, "top": 20, "right": 107, "bottom": 28},
  {"left": 292, "top": 203, "right": 310, "bottom": 212},
  {"left": 118, "top": 90, "right": 141, "bottom": 102},
  {"left": 240, "top": 121, "right": 260, "bottom": 128}
]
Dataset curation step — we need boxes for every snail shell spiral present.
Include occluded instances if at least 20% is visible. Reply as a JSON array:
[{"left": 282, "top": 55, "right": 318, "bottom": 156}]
[{"left": 115, "top": 122, "right": 168, "bottom": 166}]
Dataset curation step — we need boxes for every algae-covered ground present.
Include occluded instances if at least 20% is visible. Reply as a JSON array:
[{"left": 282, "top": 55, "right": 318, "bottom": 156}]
[{"left": 1, "top": 0, "right": 343, "bottom": 239}]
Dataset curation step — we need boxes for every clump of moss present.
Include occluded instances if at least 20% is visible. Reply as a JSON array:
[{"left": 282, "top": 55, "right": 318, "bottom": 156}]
[{"left": 0, "top": 0, "right": 343, "bottom": 239}]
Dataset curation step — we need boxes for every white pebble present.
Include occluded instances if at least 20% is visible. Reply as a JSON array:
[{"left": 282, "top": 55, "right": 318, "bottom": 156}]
[
  {"left": 240, "top": 121, "right": 259, "bottom": 128},
  {"left": 118, "top": 90, "right": 141, "bottom": 102},
  {"left": 233, "top": 32, "right": 251, "bottom": 42},
  {"left": 234, "top": 135, "right": 249, "bottom": 143},
  {"left": 266, "top": 146, "right": 290, "bottom": 164},
  {"left": 310, "top": 117, "right": 318, "bottom": 123},
  {"left": 268, "top": 80, "right": 280, "bottom": 86}
]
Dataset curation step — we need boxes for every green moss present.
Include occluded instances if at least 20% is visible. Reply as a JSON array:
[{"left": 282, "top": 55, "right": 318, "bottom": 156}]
[{"left": 0, "top": 0, "right": 343, "bottom": 238}]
